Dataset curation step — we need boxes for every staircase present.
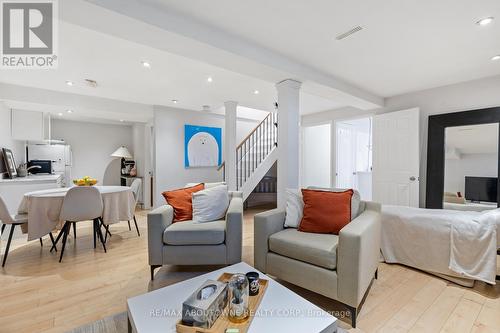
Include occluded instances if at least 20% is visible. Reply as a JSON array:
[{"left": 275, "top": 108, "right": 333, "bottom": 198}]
[{"left": 222, "top": 112, "right": 278, "bottom": 200}]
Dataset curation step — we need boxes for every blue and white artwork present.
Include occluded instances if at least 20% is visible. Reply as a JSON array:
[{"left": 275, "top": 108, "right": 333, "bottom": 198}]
[{"left": 184, "top": 125, "right": 222, "bottom": 167}]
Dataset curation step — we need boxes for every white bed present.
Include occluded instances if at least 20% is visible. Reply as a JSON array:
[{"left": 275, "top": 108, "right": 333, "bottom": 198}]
[{"left": 381, "top": 206, "right": 499, "bottom": 286}]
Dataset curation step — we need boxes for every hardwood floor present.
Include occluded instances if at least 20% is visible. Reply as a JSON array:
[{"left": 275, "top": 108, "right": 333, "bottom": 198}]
[{"left": 0, "top": 206, "right": 498, "bottom": 333}]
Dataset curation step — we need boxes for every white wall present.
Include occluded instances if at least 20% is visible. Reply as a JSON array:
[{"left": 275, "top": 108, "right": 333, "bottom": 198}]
[
  {"left": 444, "top": 153, "right": 498, "bottom": 195},
  {"left": 0, "top": 102, "right": 25, "bottom": 176},
  {"left": 153, "top": 106, "right": 259, "bottom": 207},
  {"left": 303, "top": 75, "right": 500, "bottom": 207},
  {"left": 51, "top": 119, "right": 133, "bottom": 185}
]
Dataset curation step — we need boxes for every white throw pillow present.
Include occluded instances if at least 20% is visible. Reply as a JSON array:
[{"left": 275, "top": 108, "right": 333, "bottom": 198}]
[
  {"left": 284, "top": 189, "right": 304, "bottom": 228},
  {"left": 192, "top": 185, "right": 230, "bottom": 222}
]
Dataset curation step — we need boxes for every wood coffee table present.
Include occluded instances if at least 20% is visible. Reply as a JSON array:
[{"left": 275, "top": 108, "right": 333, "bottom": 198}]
[{"left": 127, "top": 262, "right": 338, "bottom": 333}]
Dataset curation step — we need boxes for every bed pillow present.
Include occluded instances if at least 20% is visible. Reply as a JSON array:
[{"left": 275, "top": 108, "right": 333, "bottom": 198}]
[
  {"left": 192, "top": 185, "right": 230, "bottom": 222},
  {"left": 284, "top": 189, "right": 304, "bottom": 228},
  {"left": 162, "top": 183, "right": 204, "bottom": 222},
  {"left": 299, "top": 189, "right": 353, "bottom": 234}
]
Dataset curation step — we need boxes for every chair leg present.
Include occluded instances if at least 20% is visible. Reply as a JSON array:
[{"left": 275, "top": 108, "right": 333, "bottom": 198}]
[
  {"left": 127, "top": 220, "right": 131, "bottom": 231},
  {"left": 133, "top": 215, "right": 140, "bottom": 237},
  {"left": 375, "top": 268, "right": 378, "bottom": 280},
  {"left": 2, "top": 224, "right": 16, "bottom": 267},
  {"left": 72, "top": 222, "right": 77, "bottom": 239},
  {"left": 1, "top": 223, "right": 6, "bottom": 236},
  {"left": 40, "top": 238, "right": 43, "bottom": 247},
  {"left": 49, "top": 232, "right": 57, "bottom": 252},
  {"left": 51, "top": 225, "right": 67, "bottom": 252},
  {"left": 346, "top": 305, "right": 357, "bottom": 328},
  {"left": 93, "top": 219, "right": 97, "bottom": 249},
  {"left": 59, "top": 222, "right": 71, "bottom": 263},
  {"left": 95, "top": 219, "right": 107, "bottom": 253},
  {"left": 150, "top": 265, "right": 161, "bottom": 280}
]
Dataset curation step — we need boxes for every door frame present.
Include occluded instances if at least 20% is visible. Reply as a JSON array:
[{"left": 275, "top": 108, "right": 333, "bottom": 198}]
[{"left": 426, "top": 107, "right": 500, "bottom": 209}]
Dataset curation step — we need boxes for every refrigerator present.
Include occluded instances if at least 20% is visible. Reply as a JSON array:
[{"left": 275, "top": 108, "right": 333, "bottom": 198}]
[{"left": 27, "top": 144, "right": 72, "bottom": 187}]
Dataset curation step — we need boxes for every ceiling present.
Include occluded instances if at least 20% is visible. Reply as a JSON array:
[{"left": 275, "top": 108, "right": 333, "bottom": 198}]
[
  {"left": 446, "top": 123, "right": 499, "bottom": 154},
  {"left": 0, "top": 20, "right": 344, "bottom": 122},
  {"left": 143, "top": 0, "right": 500, "bottom": 97}
]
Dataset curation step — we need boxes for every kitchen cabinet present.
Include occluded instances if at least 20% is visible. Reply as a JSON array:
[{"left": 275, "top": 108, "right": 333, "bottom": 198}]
[{"left": 11, "top": 109, "right": 51, "bottom": 141}]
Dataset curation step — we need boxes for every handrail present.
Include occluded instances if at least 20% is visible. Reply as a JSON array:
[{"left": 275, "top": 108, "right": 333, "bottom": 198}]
[
  {"left": 216, "top": 161, "right": 225, "bottom": 171},
  {"left": 236, "top": 113, "right": 273, "bottom": 150}
]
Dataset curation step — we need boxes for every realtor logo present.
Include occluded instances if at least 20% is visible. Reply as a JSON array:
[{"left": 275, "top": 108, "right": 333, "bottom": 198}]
[{"left": 1, "top": 0, "right": 58, "bottom": 68}]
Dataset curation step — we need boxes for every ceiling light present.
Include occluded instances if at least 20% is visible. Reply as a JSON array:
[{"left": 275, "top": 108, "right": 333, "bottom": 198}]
[
  {"left": 66, "top": 109, "right": 73, "bottom": 113},
  {"left": 172, "top": 99, "right": 178, "bottom": 104},
  {"left": 57, "top": 112, "right": 63, "bottom": 116},
  {"left": 476, "top": 17, "right": 494, "bottom": 26},
  {"left": 65, "top": 80, "right": 74, "bottom": 86},
  {"left": 141, "top": 61, "right": 151, "bottom": 68},
  {"left": 254, "top": 90, "right": 259, "bottom": 95},
  {"left": 119, "top": 119, "right": 124, "bottom": 122},
  {"left": 492, "top": 55, "right": 500, "bottom": 61},
  {"left": 207, "top": 76, "right": 213, "bottom": 83}
]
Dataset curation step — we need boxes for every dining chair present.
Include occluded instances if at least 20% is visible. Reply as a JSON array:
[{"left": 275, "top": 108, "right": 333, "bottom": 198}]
[
  {"left": 0, "top": 196, "right": 56, "bottom": 267},
  {"left": 128, "top": 178, "right": 142, "bottom": 236},
  {"left": 55, "top": 186, "right": 106, "bottom": 262}
]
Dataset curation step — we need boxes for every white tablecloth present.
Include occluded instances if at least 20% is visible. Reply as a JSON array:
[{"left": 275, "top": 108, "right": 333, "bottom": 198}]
[{"left": 18, "top": 186, "right": 135, "bottom": 241}]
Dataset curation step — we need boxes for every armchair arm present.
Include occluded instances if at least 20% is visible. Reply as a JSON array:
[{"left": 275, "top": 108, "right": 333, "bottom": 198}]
[
  {"left": 225, "top": 196, "right": 243, "bottom": 264},
  {"left": 147, "top": 205, "right": 173, "bottom": 266},
  {"left": 254, "top": 209, "right": 286, "bottom": 272},
  {"left": 337, "top": 201, "right": 381, "bottom": 308}
]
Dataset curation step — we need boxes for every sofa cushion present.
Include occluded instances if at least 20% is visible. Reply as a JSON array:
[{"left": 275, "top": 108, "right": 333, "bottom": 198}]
[
  {"left": 299, "top": 189, "right": 353, "bottom": 234},
  {"left": 269, "top": 229, "right": 338, "bottom": 270},
  {"left": 162, "top": 183, "right": 204, "bottom": 222},
  {"left": 163, "top": 220, "right": 226, "bottom": 245}
]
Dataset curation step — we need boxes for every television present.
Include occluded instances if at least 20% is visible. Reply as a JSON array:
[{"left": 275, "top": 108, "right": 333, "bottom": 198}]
[{"left": 464, "top": 176, "right": 498, "bottom": 203}]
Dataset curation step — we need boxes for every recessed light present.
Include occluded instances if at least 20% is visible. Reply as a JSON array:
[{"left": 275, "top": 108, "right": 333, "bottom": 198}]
[
  {"left": 119, "top": 119, "right": 124, "bottom": 122},
  {"left": 254, "top": 90, "right": 260, "bottom": 95},
  {"left": 172, "top": 99, "right": 178, "bottom": 104},
  {"left": 476, "top": 17, "right": 494, "bottom": 26},
  {"left": 57, "top": 112, "right": 63, "bottom": 116},
  {"left": 65, "top": 80, "right": 74, "bottom": 86},
  {"left": 141, "top": 61, "right": 151, "bottom": 68},
  {"left": 207, "top": 76, "right": 213, "bottom": 83},
  {"left": 492, "top": 55, "right": 500, "bottom": 61},
  {"left": 66, "top": 109, "right": 73, "bottom": 113}
]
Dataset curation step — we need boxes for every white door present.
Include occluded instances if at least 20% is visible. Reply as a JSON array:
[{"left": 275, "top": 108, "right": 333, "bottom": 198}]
[
  {"left": 336, "top": 124, "right": 355, "bottom": 188},
  {"left": 372, "top": 108, "right": 420, "bottom": 207},
  {"left": 301, "top": 124, "right": 331, "bottom": 188}
]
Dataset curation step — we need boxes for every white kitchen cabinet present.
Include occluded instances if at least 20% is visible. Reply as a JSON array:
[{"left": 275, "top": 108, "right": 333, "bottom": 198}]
[{"left": 11, "top": 109, "right": 51, "bottom": 141}]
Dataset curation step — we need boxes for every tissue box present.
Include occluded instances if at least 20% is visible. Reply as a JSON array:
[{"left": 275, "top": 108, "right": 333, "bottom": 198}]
[{"left": 181, "top": 279, "right": 228, "bottom": 328}]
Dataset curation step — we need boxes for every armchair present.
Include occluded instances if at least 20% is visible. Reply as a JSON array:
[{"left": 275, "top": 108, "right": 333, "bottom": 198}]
[
  {"left": 148, "top": 192, "right": 243, "bottom": 280},
  {"left": 254, "top": 196, "right": 381, "bottom": 328}
]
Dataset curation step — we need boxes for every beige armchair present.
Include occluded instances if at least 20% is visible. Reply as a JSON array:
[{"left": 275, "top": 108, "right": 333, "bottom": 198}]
[
  {"left": 254, "top": 195, "right": 381, "bottom": 328},
  {"left": 148, "top": 192, "right": 243, "bottom": 280}
]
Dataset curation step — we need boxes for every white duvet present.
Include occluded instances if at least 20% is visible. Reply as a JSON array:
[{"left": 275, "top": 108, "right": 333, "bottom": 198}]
[{"left": 381, "top": 206, "right": 498, "bottom": 285}]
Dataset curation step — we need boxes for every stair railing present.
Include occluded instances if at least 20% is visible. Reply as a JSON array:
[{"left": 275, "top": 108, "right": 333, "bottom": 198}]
[{"left": 236, "top": 112, "right": 277, "bottom": 190}]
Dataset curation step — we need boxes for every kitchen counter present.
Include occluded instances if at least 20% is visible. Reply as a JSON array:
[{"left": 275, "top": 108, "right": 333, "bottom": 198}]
[
  {"left": 0, "top": 174, "right": 62, "bottom": 184},
  {"left": 0, "top": 174, "right": 63, "bottom": 214}
]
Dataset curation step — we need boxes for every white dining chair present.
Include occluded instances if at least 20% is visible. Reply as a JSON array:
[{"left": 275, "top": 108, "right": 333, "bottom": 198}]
[
  {"left": 128, "top": 178, "right": 142, "bottom": 237},
  {"left": 0, "top": 196, "right": 56, "bottom": 267},
  {"left": 55, "top": 186, "right": 106, "bottom": 262}
]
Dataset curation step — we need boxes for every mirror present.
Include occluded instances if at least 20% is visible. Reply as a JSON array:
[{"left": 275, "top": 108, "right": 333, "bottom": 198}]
[{"left": 443, "top": 123, "right": 498, "bottom": 211}]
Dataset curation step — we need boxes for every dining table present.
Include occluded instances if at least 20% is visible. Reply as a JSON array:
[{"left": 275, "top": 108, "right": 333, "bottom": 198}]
[{"left": 18, "top": 185, "right": 135, "bottom": 241}]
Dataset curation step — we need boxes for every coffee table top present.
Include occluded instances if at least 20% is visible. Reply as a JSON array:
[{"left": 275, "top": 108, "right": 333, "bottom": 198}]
[{"left": 127, "top": 262, "right": 337, "bottom": 333}]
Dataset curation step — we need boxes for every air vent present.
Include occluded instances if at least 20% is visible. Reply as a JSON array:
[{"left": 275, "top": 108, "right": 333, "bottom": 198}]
[
  {"left": 202, "top": 105, "right": 211, "bottom": 112},
  {"left": 335, "top": 26, "right": 363, "bottom": 40},
  {"left": 84, "top": 79, "right": 98, "bottom": 88}
]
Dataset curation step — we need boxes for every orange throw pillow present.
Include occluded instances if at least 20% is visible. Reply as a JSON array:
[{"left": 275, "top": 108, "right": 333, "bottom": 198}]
[
  {"left": 298, "top": 189, "right": 353, "bottom": 234},
  {"left": 162, "top": 183, "right": 205, "bottom": 222}
]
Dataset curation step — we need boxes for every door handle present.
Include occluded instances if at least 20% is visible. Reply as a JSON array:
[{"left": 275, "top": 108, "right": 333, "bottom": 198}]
[{"left": 409, "top": 176, "right": 416, "bottom": 181}]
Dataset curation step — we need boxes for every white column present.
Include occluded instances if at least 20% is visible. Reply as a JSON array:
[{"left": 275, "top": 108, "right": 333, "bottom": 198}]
[
  {"left": 276, "top": 79, "right": 301, "bottom": 209},
  {"left": 224, "top": 101, "right": 238, "bottom": 191}
]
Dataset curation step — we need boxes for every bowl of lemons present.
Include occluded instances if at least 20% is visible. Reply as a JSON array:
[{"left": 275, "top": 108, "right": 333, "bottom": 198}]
[{"left": 73, "top": 176, "right": 98, "bottom": 186}]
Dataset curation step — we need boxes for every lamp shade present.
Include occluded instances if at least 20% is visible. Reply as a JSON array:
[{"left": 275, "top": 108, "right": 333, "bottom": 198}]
[{"left": 111, "top": 146, "right": 133, "bottom": 159}]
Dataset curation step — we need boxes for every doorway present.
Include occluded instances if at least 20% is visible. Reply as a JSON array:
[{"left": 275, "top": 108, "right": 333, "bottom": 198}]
[{"left": 335, "top": 117, "right": 372, "bottom": 200}]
